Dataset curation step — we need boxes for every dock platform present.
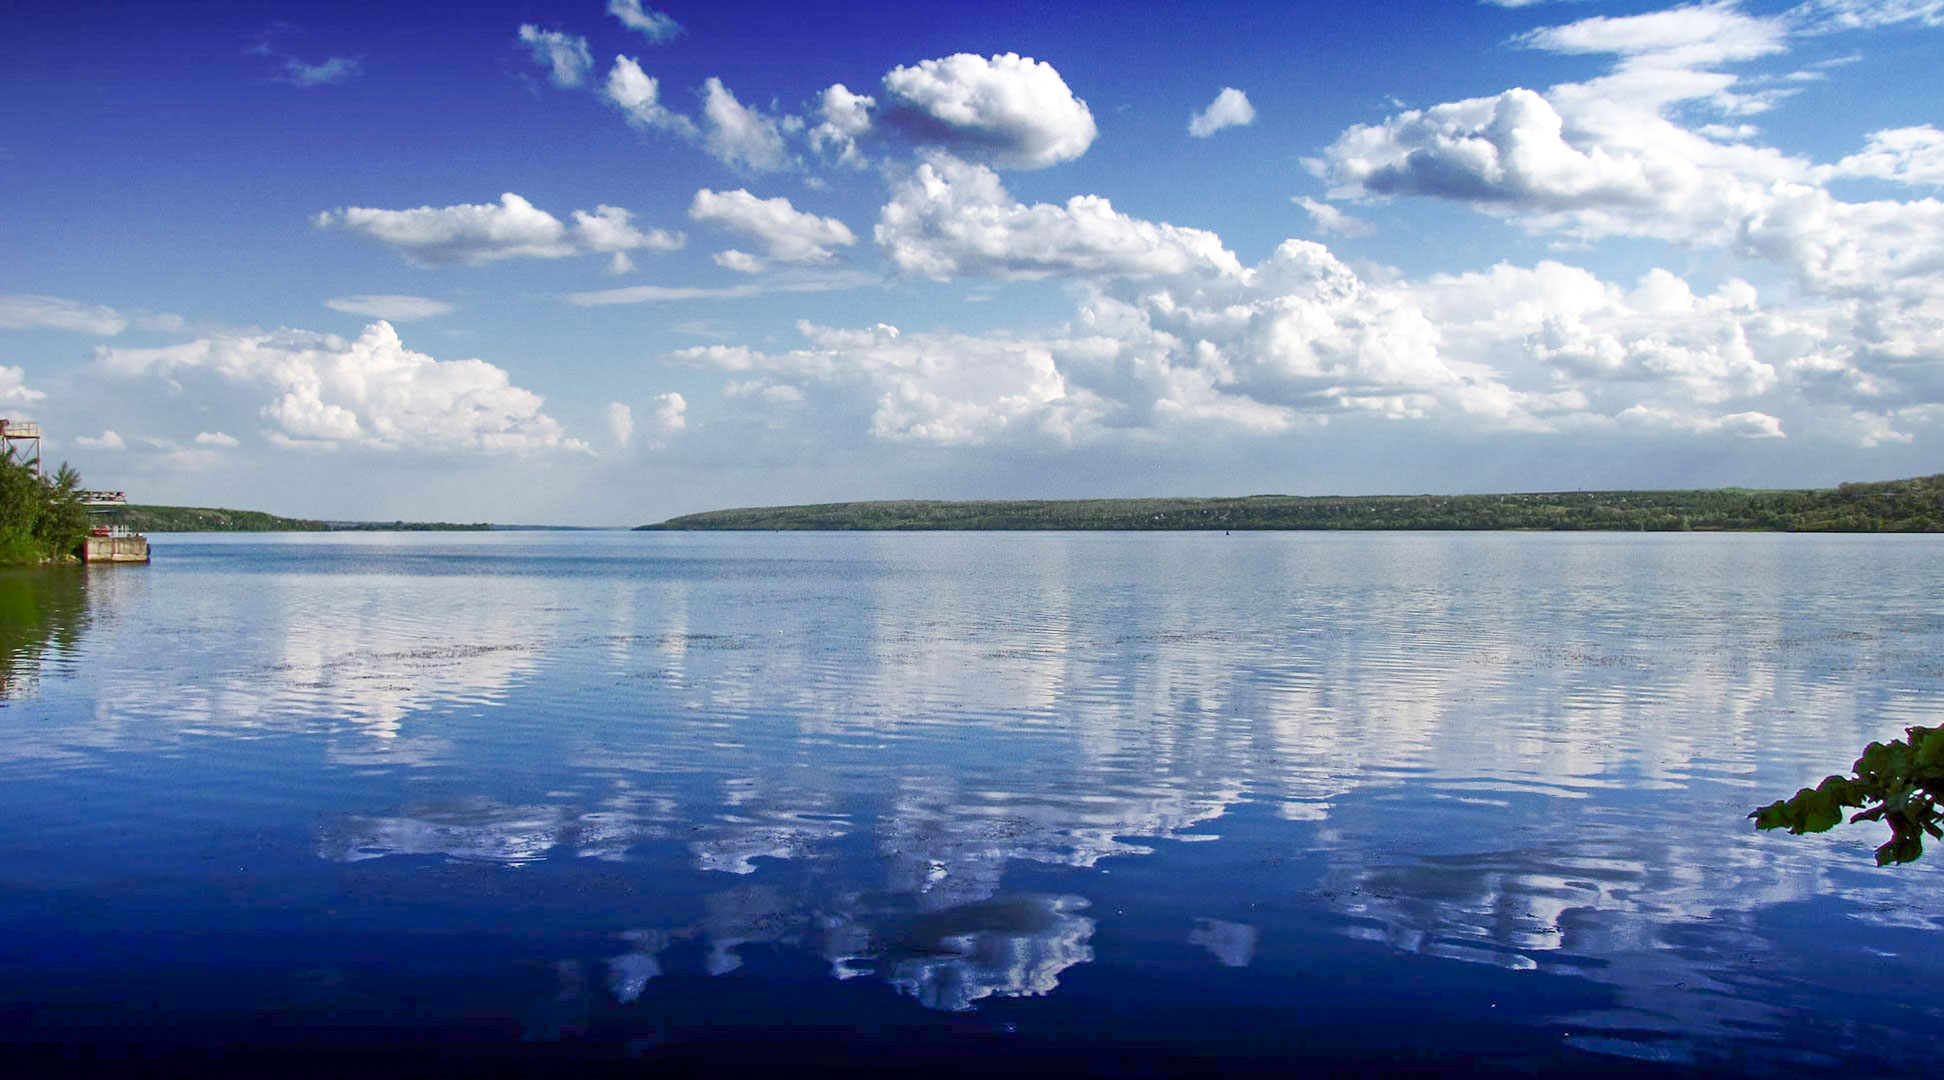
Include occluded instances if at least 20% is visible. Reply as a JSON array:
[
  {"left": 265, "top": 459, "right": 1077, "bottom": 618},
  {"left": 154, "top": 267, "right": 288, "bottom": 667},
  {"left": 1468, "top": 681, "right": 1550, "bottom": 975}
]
[{"left": 84, "top": 532, "right": 149, "bottom": 564}]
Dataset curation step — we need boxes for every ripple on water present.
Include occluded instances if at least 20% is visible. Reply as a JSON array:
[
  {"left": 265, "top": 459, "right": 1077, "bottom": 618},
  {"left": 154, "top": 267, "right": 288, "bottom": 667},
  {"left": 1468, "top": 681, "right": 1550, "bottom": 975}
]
[{"left": 0, "top": 531, "right": 1941, "bottom": 1073}]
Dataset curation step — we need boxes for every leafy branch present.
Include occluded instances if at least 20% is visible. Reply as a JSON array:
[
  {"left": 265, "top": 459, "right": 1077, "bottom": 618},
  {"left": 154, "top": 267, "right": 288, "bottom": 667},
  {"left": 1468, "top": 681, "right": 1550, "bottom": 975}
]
[{"left": 1750, "top": 725, "right": 1944, "bottom": 865}]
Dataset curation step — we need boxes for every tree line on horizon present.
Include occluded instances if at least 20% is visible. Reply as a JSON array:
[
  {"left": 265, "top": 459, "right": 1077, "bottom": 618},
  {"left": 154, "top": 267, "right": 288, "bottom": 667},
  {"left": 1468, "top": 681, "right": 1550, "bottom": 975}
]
[
  {"left": 643, "top": 473, "right": 1944, "bottom": 532},
  {"left": 98, "top": 505, "right": 494, "bottom": 533}
]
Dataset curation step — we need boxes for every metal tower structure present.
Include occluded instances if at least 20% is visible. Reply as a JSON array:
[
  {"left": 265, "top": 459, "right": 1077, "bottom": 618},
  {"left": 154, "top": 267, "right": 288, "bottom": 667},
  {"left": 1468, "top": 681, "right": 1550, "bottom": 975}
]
[{"left": 0, "top": 419, "right": 41, "bottom": 478}]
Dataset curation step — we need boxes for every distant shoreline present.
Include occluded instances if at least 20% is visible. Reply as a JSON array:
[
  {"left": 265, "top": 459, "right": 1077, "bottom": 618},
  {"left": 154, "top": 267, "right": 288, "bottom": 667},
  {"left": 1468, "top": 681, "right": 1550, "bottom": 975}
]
[
  {"left": 636, "top": 474, "right": 1944, "bottom": 534},
  {"left": 103, "top": 505, "right": 602, "bottom": 533},
  {"left": 98, "top": 474, "right": 1944, "bottom": 534}
]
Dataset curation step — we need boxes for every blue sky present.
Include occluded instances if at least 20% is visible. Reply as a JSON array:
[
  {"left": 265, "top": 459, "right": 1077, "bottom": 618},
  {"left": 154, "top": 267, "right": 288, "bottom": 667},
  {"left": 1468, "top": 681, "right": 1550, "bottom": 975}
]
[{"left": 4, "top": 1, "right": 1942, "bottom": 524}]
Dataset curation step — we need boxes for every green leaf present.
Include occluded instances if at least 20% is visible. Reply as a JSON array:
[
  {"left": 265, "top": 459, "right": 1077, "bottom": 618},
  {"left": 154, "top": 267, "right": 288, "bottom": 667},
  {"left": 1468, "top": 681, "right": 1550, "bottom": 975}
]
[
  {"left": 1755, "top": 727, "right": 1944, "bottom": 866},
  {"left": 1876, "top": 832, "right": 1924, "bottom": 866},
  {"left": 1911, "top": 727, "right": 1944, "bottom": 770}
]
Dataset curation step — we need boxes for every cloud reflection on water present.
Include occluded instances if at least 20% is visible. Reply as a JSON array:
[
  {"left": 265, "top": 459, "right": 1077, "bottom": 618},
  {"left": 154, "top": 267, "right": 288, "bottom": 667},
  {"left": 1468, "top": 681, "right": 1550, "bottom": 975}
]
[{"left": 22, "top": 533, "right": 1944, "bottom": 1060}]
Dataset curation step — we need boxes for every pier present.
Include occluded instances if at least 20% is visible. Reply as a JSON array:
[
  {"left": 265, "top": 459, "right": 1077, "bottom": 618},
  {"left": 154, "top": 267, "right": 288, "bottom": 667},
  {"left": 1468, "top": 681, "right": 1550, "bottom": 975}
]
[{"left": 78, "top": 489, "right": 149, "bottom": 563}]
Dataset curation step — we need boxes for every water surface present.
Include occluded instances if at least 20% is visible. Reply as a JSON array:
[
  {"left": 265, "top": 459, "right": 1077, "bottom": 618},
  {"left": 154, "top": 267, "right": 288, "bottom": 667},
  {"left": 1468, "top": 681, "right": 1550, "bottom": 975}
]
[{"left": 1, "top": 531, "right": 1940, "bottom": 1074}]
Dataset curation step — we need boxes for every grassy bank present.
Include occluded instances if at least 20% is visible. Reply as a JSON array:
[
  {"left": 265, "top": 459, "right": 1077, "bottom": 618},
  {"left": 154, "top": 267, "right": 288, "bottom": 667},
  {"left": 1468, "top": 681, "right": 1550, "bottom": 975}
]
[{"left": 640, "top": 473, "right": 1944, "bottom": 533}]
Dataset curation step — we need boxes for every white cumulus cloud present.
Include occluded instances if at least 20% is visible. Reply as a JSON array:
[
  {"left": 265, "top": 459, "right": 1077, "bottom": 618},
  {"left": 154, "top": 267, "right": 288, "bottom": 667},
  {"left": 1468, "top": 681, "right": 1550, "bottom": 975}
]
[
  {"left": 1292, "top": 196, "right": 1374, "bottom": 237},
  {"left": 712, "top": 250, "right": 767, "bottom": 273},
  {"left": 675, "top": 321, "right": 1089, "bottom": 446},
  {"left": 700, "top": 77, "right": 793, "bottom": 172},
  {"left": 605, "top": 402, "right": 634, "bottom": 448},
  {"left": 317, "top": 193, "right": 679, "bottom": 269},
  {"left": 603, "top": 56, "right": 697, "bottom": 137},
  {"left": 1310, "top": 10, "right": 1944, "bottom": 303},
  {"left": 95, "top": 321, "right": 585, "bottom": 455},
  {"left": 724, "top": 380, "right": 805, "bottom": 406},
  {"left": 518, "top": 25, "right": 594, "bottom": 88},
  {"left": 0, "top": 366, "right": 42, "bottom": 407},
  {"left": 690, "top": 189, "right": 857, "bottom": 271},
  {"left": 571, "top": 204, "right": 685, "bottom": 273},
  {"left": 194, "top": 431, "right": 241, "bottom": 447},
  {"left": 1820, "top": 125, "right": 1944, "bottom": 186},
  {"left": 608, "top": 0, "right": 683, "bottom": 41},
  {"left": 1617, "top": 404, "right": 1785, "bottom": 438},
  {"left": 601, "top": 5, "right": 1944, "bottom": 459},
  {"left": 882, "top": 53, "right": 1096, "bottom": 169},
  {"left": 672, "top": 224, "right": 1943, "bottom": 452},
  {"left": 875, "top": 152, "right": 1243, "bottom": 281},
  {"left": 645, "top": 392, "right": 686, "bottom": 447},
  {"left": 810, "top": 83, "right": 875, "bottom": 166},
  {"left": 76, "top": 430, "right": 126, "bottom": 451},
  {"left": 1188, "top": 88, "right": 1255, "bottom": 138}
]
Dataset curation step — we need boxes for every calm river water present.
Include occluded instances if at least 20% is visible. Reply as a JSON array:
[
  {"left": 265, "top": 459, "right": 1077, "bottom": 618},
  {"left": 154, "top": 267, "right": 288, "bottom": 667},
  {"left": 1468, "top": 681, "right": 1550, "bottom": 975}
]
[{"left": 1, "top": 531, "right": 1941, "bottom": 1075}]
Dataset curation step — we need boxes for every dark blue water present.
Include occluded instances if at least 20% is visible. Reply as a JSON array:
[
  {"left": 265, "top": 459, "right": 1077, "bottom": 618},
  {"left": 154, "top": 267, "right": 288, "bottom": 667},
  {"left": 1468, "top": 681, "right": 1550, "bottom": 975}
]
[{"left": 1, "top": 531, "right": 1940, "bottom": 1075}]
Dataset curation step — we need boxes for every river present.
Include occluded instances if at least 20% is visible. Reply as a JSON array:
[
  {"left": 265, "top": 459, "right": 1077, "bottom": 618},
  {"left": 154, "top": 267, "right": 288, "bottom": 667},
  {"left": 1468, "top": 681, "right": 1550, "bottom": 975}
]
[{"left": 1, "top": 530, "right": 1939, "bottom": 1074}]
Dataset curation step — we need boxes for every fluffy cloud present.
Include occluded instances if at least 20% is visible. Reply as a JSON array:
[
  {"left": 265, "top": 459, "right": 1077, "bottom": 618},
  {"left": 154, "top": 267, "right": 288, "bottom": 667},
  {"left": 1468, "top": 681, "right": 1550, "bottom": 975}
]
[
  {"left": 875, "top": 153, "right": 1243, "bottom": 281},
  {"left": 0, "top": 366, "right": 39, "bottom": 410},
  {"left": 1414, "top": 262, "right": 1781, "bottom": 404},
  {"left": 724, "top": 379, "right": 805, "bottom": 406},
  {"left": 76, "top": 430, "right": 126, "bottom": 450},
  {"left": 1309, "top": 8, "right": 1944, "bottom": 302},
  {"left": 571, "top": 204, "right": 685, "bottom": 273},
  {"left": 674, "top": 240, "right": 1565, "bottom": 444},
  {"left": 1821, "top": 125, "right": 1944, "bottom": 186},
  {"left": 607, "top": 0, "right": 683, "bottom": 41},
  {"left": 316, "top": 193, "right": 679, "bottom": 269},
  {"left": 1617, "top": 405, "right": 1785, "bottom": 438},
  {"left": 712, "top": 250, "right": 765, "bottom": 273},
  {"left": 675, "top": 214, "right": 1944, "bottom": 451},
  {"left": 605, "top": 402, "right": 634, "bottom": 448},
  {"left": 518, "top": 25, "right": 593, "bottom": 88},
  {"left": 646, "top": 392, "right": 687, "bottom": 445},
  {"left": 690, "top": 189, "right": 856, "bottom": 271},
  {"left": 675, "top": 321, "right": 1090, "bottom": 445},
  {"left": 810, "top": 83, "right": 875, "bottom": 166},
  {"left": 603, "top": 56, "right": 697, "bottom": 137},
  {"left": 1315, "top": 87, "right": 1799, "bottom": 221},
  {"left": 1292, "top": 196, "right": 1373, "bottom": 237},
  {"left": 95, "top": 321, "right": 585, "bottom": 454},
  {"left": 1158, "top": 241, "right": 1583, "bottom": 426},
  {"left": 882, "top": 53, "right": 1096, "bottom": 169},
  {"left": 700, "top": 78, "right": 793, "bottom": 172},
  {"left": 324, "top": 295, "right": 455, "bottom": 321},
  {"left": 194, "top": 431, "right": 240, "bottom": 447},
  {"left": 0, "top": 294, "right": 127, "bottom": 335},
  {"left": 1188, "top": 88, "right": 1255, "bottom": 138}
]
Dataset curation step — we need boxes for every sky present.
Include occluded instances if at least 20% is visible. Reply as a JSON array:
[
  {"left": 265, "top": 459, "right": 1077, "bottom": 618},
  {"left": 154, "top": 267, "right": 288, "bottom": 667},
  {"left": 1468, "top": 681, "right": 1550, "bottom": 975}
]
[{"left": 4, "top": 0, "right": 1943, "bottom": 525}]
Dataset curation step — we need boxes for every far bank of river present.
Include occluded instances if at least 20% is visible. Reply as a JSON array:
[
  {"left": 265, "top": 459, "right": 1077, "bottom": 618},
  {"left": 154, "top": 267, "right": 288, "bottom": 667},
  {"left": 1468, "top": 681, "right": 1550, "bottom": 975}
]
[{"left": 640, "top": 472, "right": 1944, "bottom": 533}]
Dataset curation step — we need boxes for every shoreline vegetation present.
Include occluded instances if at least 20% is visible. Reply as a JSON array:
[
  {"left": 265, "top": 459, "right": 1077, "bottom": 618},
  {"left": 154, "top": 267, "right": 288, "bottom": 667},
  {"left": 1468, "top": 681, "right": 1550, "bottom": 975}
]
[
  {"left": 0, "top": 448, "right": 87, "bottom": 566},
  {"left": 639, "top": 472, "right": 1944, "bottom": 533},
  {"left": 104, "top": 506, "right": 496, "bottom": 533}
]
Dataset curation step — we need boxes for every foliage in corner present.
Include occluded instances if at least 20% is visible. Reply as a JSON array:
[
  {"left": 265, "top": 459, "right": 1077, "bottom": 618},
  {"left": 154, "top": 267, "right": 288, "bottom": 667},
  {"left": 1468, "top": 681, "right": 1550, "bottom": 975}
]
[{"left": 1751, "top": 726, "right": 1944, "bottom": 865}]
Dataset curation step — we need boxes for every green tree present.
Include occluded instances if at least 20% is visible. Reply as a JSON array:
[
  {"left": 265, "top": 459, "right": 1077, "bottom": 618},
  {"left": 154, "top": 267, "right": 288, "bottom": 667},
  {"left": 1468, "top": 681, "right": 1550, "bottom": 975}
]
[
  {"left": 1751, "top": 726, "right": 1944, "bottom": 865},
  {"left": 0, "top": 448, "right": 89, "bottom": 564}
]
